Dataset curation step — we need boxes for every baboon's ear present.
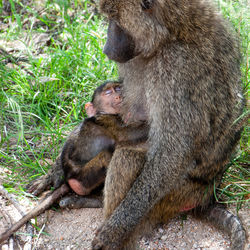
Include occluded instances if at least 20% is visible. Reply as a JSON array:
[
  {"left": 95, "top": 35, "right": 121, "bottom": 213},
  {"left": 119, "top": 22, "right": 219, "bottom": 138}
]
[{"left": 141, "top": 0, "right": 154, "bottom": 10}]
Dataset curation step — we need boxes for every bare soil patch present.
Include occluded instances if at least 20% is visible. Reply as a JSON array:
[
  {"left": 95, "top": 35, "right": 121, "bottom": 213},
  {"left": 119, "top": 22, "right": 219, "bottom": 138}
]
[{"left": 0, "top": 190, "right": 249, "bottom": 250}]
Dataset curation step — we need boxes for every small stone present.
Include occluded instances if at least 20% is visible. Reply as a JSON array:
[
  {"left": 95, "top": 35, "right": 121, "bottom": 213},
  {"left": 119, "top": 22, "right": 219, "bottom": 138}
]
[
  {"left": 2, "top": 245, "right": 9, "bottom": 250},
  {"left": 161, "top": 235, "right": 168, "bottom": 241},
  {"left": 180, "top": 242, "right": 186, "bottom": 247}
]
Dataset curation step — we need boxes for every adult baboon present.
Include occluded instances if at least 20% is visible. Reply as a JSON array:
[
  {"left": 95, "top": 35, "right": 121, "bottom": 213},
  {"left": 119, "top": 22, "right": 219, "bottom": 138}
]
[{"left": 92, "top": 0, "right": 246, "bottom": 249}]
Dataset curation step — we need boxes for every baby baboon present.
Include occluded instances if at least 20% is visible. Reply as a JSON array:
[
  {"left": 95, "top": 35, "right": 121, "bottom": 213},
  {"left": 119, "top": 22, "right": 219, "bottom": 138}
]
[
  {"left": 28, "top": 80, "right": 148, "bottom": 206},
  {"left": 61, "top": 80, "right": 123, "bottom": 196},
  {"left": 92, "top": 0, "right": 246, "bottom": 249},
  {"left": 61, "top": 80, "right": 147, "bottom": 199},
  {"left": 27, "top": 80, "right": 121, "bottom": 197},
  {"left": 61, "top": 114, "right": 148, "bottom": 197}
]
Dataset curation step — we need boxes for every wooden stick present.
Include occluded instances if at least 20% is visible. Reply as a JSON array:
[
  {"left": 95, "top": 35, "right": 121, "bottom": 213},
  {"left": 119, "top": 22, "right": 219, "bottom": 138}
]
[{"left": 0, "top": 185, "right": 26, "bottom": 216}]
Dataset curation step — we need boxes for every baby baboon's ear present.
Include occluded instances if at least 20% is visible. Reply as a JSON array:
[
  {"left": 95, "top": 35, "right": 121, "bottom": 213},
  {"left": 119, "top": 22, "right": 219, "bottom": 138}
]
[{"left": 85, "top": 102, "right": 96, "bottom": 117}]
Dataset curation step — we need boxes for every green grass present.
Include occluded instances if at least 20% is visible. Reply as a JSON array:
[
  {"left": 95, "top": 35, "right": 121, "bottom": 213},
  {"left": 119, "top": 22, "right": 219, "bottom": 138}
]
[
  {"left": 215, "top": 0, "right": 249, "bottom": 209},
  {"left": 0, "top": 0, "right": 117, "bottom": 190},
  {"left": 0, "top": 0, "right": 249, "bottom": 207}
]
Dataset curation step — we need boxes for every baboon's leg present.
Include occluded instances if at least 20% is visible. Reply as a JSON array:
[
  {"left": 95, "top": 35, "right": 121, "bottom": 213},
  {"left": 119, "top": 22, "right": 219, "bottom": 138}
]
[
  {"left": 103, "top": 147, "right": 146, "bottom": 250},
  {"left": 103, "top": 147, "right": 146, "bottom": 219},
  {"left": 103, "top": 148, "right": 215, "bottom": 249}
]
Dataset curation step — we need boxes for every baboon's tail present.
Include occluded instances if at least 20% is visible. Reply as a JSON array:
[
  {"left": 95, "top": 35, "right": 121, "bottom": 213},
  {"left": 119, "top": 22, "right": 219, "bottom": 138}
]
[{"left": 195, "top": 204, "right": 246, "bottom": 250}]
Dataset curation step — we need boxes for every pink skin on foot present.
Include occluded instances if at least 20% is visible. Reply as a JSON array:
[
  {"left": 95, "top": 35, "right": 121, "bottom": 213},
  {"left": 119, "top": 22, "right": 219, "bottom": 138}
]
[
  {"left": 68, "top": 179, "right": 92, "bottom": 196},
  {"left": 179, "top": 204, "right": 196, "bottom": 212}
]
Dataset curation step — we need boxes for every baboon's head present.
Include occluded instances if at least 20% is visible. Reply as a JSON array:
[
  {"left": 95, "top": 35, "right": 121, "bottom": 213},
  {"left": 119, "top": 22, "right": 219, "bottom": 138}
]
[
  {"left": 100, "top": 0, "right": 171, "bottom": 62},
  {"left": 100, "top": 0, "right": 215, "bottom": 62}
]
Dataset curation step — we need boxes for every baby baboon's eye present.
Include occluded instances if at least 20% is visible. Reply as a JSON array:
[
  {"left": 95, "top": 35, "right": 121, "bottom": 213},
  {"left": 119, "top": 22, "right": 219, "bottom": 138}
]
[
  {"left": 104, "top": 88, "right": 113, "bottom": 95},
  {"left": 114, "top": 86, "right": 121, "bottom": 93},
  {"left": 141, "top": 0, "right": 153, "bottom": 10}
]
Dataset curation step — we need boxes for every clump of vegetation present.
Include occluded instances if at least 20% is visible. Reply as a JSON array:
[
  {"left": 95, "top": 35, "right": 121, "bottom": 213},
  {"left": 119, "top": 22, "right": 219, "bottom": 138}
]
[{"left": 0, "top": 0, "right": 249, "bottom": 208}]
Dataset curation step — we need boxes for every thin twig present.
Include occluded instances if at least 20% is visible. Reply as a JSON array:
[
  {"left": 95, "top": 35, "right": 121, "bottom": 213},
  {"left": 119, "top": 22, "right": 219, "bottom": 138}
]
[
  {"left": 23, "top": 223, "right": 33, "bottom": 250},
  {"left": 0, "top": 203, "right": 13, "bottom": 226},
  {"left": 0, "top": 185, "right": 25, "bottom": 216},
  {"left": 32, "top": 223, "right": 46, "bottom": 250},
  {"left": 9, "top": 237, "right": 14, "bottom": 250},
  {"left": 0, "top": 185, "right": 34, "bottom": 247}
]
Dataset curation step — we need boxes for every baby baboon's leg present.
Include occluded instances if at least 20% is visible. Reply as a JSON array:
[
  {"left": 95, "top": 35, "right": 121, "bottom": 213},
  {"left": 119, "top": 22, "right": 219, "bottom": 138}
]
[{"left": 59, "top": 194, "right": 103, "bottom": 209}]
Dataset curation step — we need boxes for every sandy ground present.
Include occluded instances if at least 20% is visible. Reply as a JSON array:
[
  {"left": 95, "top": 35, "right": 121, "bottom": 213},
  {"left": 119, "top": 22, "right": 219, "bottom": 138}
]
[{"left": 0, "top": 193, "right": 249, "bottom": 250}]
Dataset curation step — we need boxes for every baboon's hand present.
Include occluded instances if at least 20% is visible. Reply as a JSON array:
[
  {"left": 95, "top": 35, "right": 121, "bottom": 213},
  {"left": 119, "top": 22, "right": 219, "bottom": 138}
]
[
  {"left": 92, "top": 223, "right": 122, "bottom": 250},
  {"left": 27, "top": 174, "right": 52, "bottom": 196},
  {"left": 95, "top": 114, "right": 121, "bottom": 128},
  {"left": 27, "top": 158, "right": 65, "bottom": 196}
]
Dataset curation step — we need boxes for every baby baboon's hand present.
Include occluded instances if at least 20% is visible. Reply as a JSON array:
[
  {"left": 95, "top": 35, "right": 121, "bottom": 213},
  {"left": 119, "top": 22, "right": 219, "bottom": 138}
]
[
  {"left": 27, "top": 174, "right": 52, "bottom": 196},
  {"left": 95, "top": 114, "right": 122, "bottom": 128},
  {"left": 27, "top": 157, "right": 65, "bottom": 196}
]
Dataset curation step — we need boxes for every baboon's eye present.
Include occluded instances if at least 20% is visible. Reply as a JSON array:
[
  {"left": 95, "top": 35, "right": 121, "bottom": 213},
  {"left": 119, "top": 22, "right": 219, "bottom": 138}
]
[{"left": 141, "top": 0, "right": 153, "bottom": 10}]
